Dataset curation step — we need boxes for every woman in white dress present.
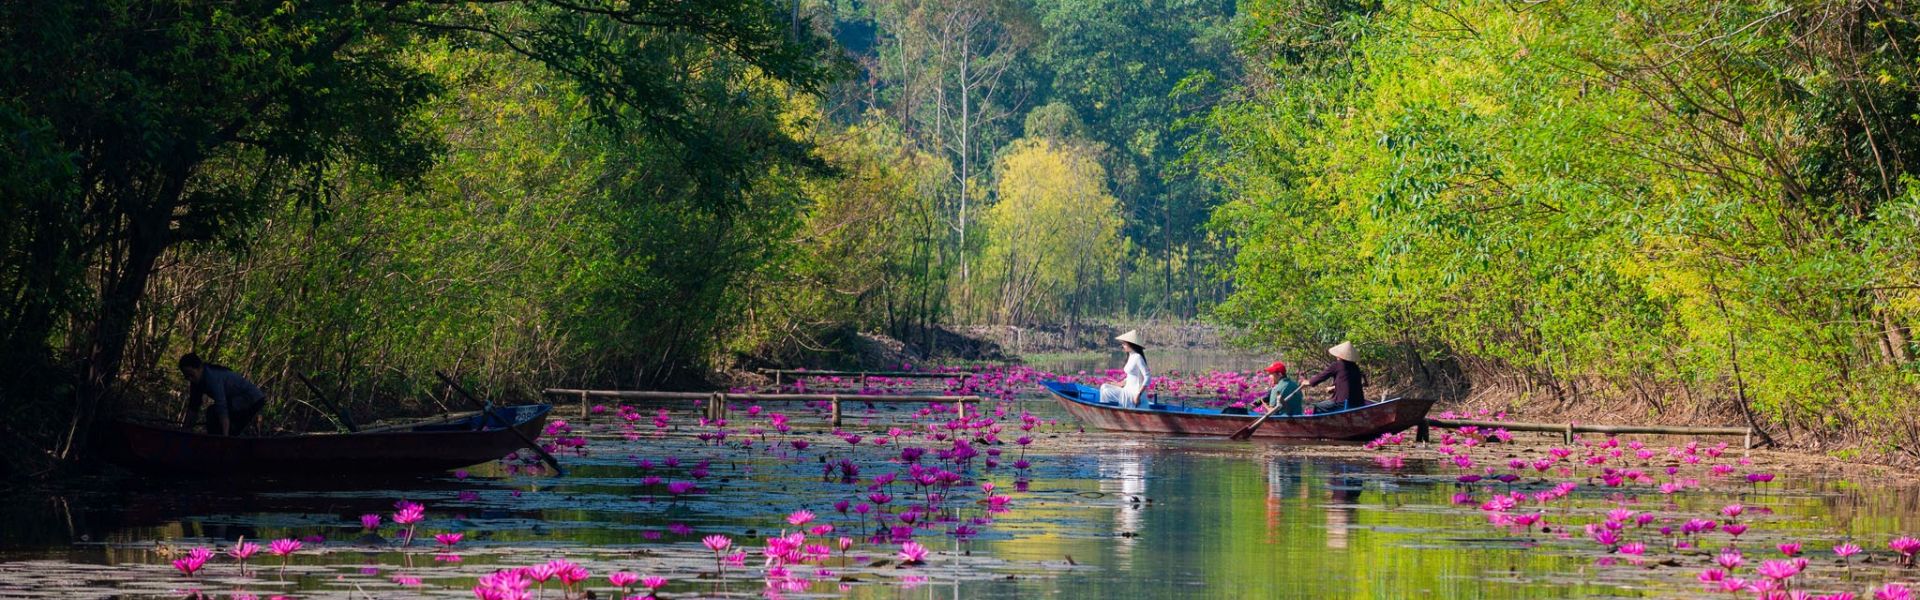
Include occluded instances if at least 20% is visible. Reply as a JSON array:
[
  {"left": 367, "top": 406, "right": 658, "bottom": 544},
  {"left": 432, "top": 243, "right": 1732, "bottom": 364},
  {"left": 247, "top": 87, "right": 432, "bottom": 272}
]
[{"left": 1098, "top": 330, "right": 1151, "bottom": 407}]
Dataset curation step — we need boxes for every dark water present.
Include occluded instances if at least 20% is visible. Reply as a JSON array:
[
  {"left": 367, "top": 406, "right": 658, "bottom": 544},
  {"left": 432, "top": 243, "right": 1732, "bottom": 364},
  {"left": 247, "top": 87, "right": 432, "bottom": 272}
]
[{"left": 2, "top": 383, "right": 1917, "bottom": 599}]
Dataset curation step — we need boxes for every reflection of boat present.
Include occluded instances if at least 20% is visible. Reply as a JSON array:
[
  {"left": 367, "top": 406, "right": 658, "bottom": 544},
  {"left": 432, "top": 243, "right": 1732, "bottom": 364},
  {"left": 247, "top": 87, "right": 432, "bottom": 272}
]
[
  {"left": 1040, "top": 381, "right": 1433, "bottom": 441},
  {"left": 103, "top": 405, "right": 551, "bottom": 476}
]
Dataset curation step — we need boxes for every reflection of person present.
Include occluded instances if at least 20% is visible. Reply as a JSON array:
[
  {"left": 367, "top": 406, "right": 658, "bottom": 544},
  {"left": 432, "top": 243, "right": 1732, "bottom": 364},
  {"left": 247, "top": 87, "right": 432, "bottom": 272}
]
[
  {"left": 1097, "top": 449, "right": 1148, "bottom": 556},
  {"left": 1324, "top": 464, "right": 1362, "bottom": 549},
  {"left": 179, "top": 353, "right": 266, "bottom": 436},
  {"left": 1250, "top": 361, "right": 1304, "bottom": 416},
  {"left": 1098, "top": 331, "right": 1151, "bottom": 408},
  {"left": 1304, "top": 342, "right": 1365, "bottom": 413}
]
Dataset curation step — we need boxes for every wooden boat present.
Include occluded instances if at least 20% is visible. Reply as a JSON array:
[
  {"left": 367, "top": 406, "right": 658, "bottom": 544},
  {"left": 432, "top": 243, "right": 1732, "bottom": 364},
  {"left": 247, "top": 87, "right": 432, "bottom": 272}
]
[
  {"left": 1040, "top": 381, "right": 1433, "bottom": 441},
  {"left": 103, "top": 404, "right": 552, "bottom": 476}
]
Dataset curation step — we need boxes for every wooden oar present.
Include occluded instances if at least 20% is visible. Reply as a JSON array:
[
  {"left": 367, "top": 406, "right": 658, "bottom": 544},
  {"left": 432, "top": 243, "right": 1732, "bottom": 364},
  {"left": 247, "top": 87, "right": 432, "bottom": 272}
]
[
  {"left": 294, "top": 371, "right": 358, "bottom": 433},
  {"left": 1229, "top": 386, "right": 1303, "bottom": 441},
  {"left": 434, "top": 370, "right": 566, "bottom": 476}
]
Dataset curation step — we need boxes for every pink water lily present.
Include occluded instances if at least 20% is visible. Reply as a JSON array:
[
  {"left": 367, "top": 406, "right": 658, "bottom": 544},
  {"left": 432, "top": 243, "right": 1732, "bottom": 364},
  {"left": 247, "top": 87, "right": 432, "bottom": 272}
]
[
  {"left": 1716, "top": 550, "right": 1743, "bottom": 570},
  {"left": 1756, "top": 558, "right": 1802, "bottom": 580},
  {"left": 171, "top": 547, "right": 210, "bottom": 577},
  {"left": 227, "top": 540, "right": 261, "bottom": 561},
  {"left": 608, "top": 571, "right": 639, "bottom": 592},
  {"left": 1836, "top": 542, "right": 1863, "bottom": 560},
  {"left": 1892, "top": 537, "right": 1920, "bottom": 565},
  {"left": 897, "top": 541, "right": 929, "bottom": 564},
  {"left": 787, "top": 509, "right": 816, "bottom": 527},
  {"left": 434, "top": 532, "right": 463, "bottom": 547},
  {"left": 1878, "top": 583, "right": 1914, "bottom": 600}
]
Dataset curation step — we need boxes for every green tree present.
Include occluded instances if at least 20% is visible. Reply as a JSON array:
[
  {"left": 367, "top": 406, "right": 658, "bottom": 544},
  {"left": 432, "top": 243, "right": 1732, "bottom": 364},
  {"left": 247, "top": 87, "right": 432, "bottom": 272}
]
[
  {"left": 0, "top": 0, "right": 832, "bottom": 472},
  {"left": 977, "top": 138, "right": 1125, "bottom": 325}
]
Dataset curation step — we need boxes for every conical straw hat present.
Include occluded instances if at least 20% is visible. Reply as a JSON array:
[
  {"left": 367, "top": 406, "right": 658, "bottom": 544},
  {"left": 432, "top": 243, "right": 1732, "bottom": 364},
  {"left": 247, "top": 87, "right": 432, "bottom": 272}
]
[
  {"left": 1114, "top": 330, "right": 1145, "bottom": 347},
  {"left": 1328, "top": 341, "right": 1357, "bottom": 362}
]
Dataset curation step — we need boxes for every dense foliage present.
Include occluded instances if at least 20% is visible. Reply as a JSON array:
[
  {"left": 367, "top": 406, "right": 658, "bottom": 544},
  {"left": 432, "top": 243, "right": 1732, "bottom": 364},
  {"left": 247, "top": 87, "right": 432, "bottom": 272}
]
[
  {"left": 0, "top": 0, "right": 1241, "bottom": 476},
  {"left": 1200, "top": 0, "right": 1920, "bottom": 454}
]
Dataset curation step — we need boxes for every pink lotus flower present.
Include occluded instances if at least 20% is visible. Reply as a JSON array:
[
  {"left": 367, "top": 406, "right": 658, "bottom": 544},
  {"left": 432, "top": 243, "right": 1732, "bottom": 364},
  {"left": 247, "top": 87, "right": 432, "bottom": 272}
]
[
  {"left": 393, "top": 501, "right": 425, "bottom": 546},
  {"left": 172, "top": 547, "right": 210, "bottom": 577},
  {"left": 897, "top": 541, "right": 929, "bottom": 564},
  {"left": 1892, "top": 536, "right": 1920, "bottom": 564},
  {"left": 552, "top": 560, "right": 589, "bottom": 587},
  {"left": 609, "top": 571, "right": 639, "bottom": 590},
  {"left": 787, "top": 510, "right": 816, "bottom": 527},
  {"left": 1878, "top": 583, "right": 1914, "bottom": 600},
  {"left": 1617, "top": 542, "right": 1645, "bottom": 556},
  {"left": 1756, "top": 558, "right": 1802, "bottom": 580},
  {"left": 1777, "top": 542, "right": 1800, "bottom": 556},
  {"left": 269, "top": 538, "right": 302, "bottom": 557},
  {"left": 474, "top": 568, "right": 532, "bottom": 600},
  {"left": 1836, "top": 542, "right": 1863, "bottom": 559},
  {"left": 392, "top": 501, "right": 425, "bottom": 525},
  {"left": 1697, "top": 568, "right": 1725, "bottom": 583},
  {"left": 1723, "top": 523, "right": 1749, "bottom": 538},
  {"left": 1716, "top": 550, "right": 1743, "bottom": 570},
  {"left": 703, "top": 534, "right": 733, "bottom": 552},
  {"left": 435, "top": 532, "right": 463, "bottom": 547},
  {"left": 1722, "top": 504, "right": 1744, "bottom": 519},
  {"left": 228, "top": 540, "right": 261, "bottom": 561},
  {"left": 640, "top": 575, "right": 667, "bottom": 590},
  {"left": 361, "top": 513, "right": 382, "bottom": 531}
]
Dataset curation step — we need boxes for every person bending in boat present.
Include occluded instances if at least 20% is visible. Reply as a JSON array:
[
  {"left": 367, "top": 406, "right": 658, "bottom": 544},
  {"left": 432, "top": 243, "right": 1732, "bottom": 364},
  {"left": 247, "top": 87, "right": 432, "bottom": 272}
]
[
  {"left": 178, "top": 353, "right": 267, "bottom": 436},
  {"left": 1098, "top": 330, "right": 1151, "bottom": 408},
  {"left": 1251, "top": 360, "right": 1305, "bottom": 416},
  {"left": 1303, "top": 342, "right": 1365, "bottom": 413}
]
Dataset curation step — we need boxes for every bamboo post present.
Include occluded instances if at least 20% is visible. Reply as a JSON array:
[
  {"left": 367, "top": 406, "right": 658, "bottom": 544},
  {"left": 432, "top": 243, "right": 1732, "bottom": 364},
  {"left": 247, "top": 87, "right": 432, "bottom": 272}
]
[
  {"left": 830, "top": 396, "right": 842, "bottom": 427},
  {"left": 718, "top": 393, "right": 729, "bottom": 420},
  {"left": 579, "top": 391, "right": 589, "bottom": 419},
  {"left": 1564, "top": 423, "right": 1574, "bottom": 445},
  {"left": 957, "top": 399, "right": 968, "bottom": 422},
  {"left": 774, "top": 371, "right": 784, "bottom": 390}
]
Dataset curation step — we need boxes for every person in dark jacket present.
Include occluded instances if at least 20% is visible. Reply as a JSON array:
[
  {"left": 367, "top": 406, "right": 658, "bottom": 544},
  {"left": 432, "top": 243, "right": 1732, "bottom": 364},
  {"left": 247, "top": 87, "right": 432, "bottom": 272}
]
[
  {"left": 1304, "top": 341, "right": 1365, "bottom": 413},
  {"left": 179, "top": 353, "right": 267, "bottom": 436}
]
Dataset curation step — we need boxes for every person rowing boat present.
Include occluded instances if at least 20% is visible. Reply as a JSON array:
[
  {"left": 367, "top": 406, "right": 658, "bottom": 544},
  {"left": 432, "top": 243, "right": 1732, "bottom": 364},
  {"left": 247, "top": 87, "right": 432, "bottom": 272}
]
[{"left": 1249, "top": 360, "right": 1305, "bottom": 416}]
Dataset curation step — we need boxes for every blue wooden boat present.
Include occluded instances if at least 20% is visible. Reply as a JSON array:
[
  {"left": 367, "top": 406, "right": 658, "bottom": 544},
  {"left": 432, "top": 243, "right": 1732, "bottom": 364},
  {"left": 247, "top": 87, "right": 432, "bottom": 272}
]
[{"left": 1040, "top": 380, "right": 1433, "bottom": 441}]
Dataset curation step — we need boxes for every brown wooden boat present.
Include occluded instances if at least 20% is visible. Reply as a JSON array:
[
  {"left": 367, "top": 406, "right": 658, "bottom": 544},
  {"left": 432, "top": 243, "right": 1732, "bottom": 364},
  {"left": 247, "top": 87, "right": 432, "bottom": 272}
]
[
  {"left": 1041, "top": 381, "right": 1433, "bottom": 441},
  {"left": 102, "top": 404, "right": 552, "bottom": 476}
]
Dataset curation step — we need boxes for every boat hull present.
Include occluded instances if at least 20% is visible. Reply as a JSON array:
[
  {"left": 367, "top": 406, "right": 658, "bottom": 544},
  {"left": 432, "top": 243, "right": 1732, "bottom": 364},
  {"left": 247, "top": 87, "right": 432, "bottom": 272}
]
[
  {"left": 103, "top": 404, "right": 551, "bottom": 476},
  {"left": 1041, "top": 381, "right": 1432, "bottom": 441}
]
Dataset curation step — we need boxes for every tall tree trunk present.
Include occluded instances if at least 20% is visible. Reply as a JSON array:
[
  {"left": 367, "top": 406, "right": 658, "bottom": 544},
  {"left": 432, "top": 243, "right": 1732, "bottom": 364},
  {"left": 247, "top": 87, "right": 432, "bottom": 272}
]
[{"left": 66, "top": 185, "right": 179, "bottom": 459}]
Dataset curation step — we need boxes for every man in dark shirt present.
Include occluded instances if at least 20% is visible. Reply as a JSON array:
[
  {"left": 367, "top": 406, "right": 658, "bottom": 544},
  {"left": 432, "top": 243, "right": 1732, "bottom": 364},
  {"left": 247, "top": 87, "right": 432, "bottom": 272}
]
[
  {"left": 1304, "top": 341, "right": 1366, "bottom": 413},
  {"left": 179, "top": 353, "right": 267, "bottom": 436}
]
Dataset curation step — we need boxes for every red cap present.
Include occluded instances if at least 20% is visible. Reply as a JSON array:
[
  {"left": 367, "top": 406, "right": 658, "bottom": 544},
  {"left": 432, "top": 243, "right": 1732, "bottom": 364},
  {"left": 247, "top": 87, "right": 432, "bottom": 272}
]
[{"left": 1263, "top": 361, "right": 1287, "bottom": 375}]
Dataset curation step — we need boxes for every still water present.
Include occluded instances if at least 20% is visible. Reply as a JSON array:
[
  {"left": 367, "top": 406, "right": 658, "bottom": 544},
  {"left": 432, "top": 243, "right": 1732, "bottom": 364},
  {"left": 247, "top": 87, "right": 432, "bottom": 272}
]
[{"left": 1, "top": 380, "right": 1915, "bottom": 598}]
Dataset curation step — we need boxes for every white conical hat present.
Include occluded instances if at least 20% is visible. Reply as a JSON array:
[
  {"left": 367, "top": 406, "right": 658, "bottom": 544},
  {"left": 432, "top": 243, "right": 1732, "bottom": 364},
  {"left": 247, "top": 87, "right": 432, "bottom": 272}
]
[
  {"left": 1114, "top": 330, "right": 1145, "bottom": 347},
  {"left": 1328, "top": 341, "right": 1357, "bottom": 362}
]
